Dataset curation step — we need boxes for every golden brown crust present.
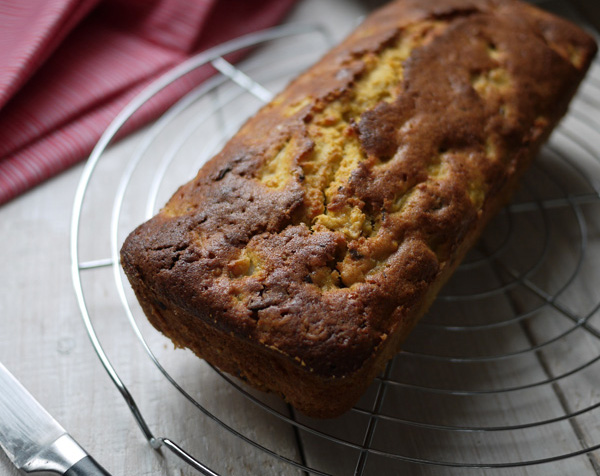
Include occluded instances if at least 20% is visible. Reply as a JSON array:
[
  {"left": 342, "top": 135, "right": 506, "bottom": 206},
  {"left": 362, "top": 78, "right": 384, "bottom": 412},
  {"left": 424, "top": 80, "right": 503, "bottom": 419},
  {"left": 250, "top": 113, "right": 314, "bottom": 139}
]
[{"left": 121, "top": 0, "right": 597, "bottom": 417}]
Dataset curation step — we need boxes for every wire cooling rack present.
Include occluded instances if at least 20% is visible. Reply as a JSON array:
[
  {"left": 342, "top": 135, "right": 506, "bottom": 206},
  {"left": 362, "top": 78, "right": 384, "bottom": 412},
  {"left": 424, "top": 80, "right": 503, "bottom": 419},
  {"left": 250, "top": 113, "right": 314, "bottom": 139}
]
[{"left": 71, "top": 6, "right": 600, "bottom": 476}]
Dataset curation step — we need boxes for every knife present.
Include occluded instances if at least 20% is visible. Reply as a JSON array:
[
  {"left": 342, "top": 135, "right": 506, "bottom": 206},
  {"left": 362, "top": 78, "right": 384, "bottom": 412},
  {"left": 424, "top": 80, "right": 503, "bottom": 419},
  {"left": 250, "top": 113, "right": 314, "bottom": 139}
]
[{"left": 0, "top": 361, "right": 111, "bottom": 475}]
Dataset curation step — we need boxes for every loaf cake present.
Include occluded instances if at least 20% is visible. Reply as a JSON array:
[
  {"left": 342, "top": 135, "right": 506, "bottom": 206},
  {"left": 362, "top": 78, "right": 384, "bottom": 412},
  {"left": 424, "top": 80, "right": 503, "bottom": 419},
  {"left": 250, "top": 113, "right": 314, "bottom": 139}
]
[{"left": 121, "top": 0, "right": 597, "bottom": 417}]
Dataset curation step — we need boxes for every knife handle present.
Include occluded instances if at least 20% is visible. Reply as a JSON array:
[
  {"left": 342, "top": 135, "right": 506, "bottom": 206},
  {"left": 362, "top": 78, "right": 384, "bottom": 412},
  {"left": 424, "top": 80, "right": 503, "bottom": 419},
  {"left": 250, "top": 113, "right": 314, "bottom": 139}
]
[{"left": 64, "top": 456, "right": 111, "bottom": 476}]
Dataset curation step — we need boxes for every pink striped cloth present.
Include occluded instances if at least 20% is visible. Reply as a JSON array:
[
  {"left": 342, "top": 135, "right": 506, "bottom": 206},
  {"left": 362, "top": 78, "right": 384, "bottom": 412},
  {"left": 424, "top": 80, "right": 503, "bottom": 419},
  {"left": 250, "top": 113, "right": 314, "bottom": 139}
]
[{"left": 0, "top": 0, "right": 299, "bottom": 205}]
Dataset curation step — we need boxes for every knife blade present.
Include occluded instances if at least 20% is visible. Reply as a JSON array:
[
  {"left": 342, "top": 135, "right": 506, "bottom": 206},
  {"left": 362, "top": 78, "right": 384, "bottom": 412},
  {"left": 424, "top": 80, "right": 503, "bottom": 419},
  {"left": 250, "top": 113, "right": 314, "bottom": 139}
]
[{"left": 0, "top": 361, "right": 111, "bottom": 475}]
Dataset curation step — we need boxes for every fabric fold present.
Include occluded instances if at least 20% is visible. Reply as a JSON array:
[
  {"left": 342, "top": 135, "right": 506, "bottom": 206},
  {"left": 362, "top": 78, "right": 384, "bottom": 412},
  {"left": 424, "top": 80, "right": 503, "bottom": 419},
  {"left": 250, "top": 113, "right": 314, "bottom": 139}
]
[{"left": 0, "top": 0, "right": 299, "bottom": 205}]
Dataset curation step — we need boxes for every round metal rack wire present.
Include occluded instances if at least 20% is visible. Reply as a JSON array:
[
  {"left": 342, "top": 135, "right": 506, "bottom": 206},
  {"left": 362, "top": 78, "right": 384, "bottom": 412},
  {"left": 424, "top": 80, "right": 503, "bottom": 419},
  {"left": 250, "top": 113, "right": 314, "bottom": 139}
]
[{"left": 71, "top": 20, "right": 600, "bottom": 476}]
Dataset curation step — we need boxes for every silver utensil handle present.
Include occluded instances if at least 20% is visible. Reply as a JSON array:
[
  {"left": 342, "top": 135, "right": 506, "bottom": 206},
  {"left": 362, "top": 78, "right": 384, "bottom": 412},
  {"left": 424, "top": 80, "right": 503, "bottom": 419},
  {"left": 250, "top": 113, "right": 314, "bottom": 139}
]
[
  {"left": 64, "top": 456, "right": 111, "bottom": 476},
  {"left": 20, "top": 434, "right": 110, "bottom": 475}
]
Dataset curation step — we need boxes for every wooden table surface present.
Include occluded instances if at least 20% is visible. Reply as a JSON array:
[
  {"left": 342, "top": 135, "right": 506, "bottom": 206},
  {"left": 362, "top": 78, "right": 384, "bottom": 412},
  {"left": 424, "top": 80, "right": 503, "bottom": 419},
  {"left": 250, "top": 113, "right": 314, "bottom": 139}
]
[{"left": 2, "top": 1, "right": 600, "bottom": 475}]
